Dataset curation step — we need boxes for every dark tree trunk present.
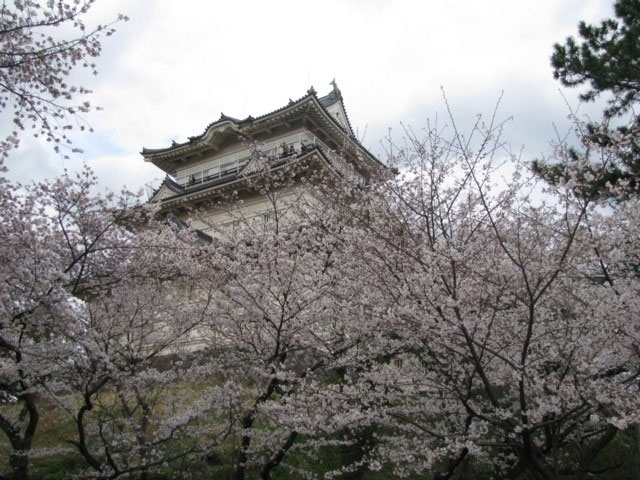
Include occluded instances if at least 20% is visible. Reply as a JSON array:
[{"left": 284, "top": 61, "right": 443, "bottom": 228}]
[
  {"left": 9, "top": 451, "right": 29, "bottom": 480},
  {"left": 260, "top": 431, "right": 297, "bottom": 479},
  {"left": 234, "top": 411, "right": 257, "bottom": 480},
  {"left": 1, "top": 394, "right": 39, "bottom": 480},
  {"left": 337, "top": 426, "right": 375, "bottom": 480},
  {"left": 234, "top": 374, "right": 282, "bottom": 480}
]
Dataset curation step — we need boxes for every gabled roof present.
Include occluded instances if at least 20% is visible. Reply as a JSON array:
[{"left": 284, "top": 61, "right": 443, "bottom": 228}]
[
  {"left": 147, "top": 175, "right": 183, "bottom": 202},
  {"left": 140, "top": 81, "right": 370, "bottom": 167}
]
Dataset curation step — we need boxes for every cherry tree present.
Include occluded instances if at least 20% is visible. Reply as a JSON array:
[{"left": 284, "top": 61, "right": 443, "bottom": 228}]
[
  {"left": 55, "top": 238, "right": 235, "bottom": 480},
  {"left": 0, "top": 141, "right": 376, "bottom": 479},
  {"left": 0, "top": 165, "right": 231, "bottom": 480},
  {"left": 0, "top": 165, "right": 138, "bottom": 479},
  {"left": 0, "top": 0, "right": 127, "bottom": 157},
  {"left": 2, "top": 95, "right": 638, "bottom": 480},
  {"left": 189, "top": 157, "right": 385, "bottom": 480},
  {"left": 318, "top": 110, "right": 640, "bottom": 478}
]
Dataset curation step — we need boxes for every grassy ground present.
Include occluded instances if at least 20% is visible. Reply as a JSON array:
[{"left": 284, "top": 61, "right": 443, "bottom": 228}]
[{"left": 2, "top": 399, "right": 640, "bottom": 479}]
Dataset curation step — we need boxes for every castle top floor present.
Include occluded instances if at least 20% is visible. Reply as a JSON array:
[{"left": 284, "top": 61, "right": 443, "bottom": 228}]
[{"left": 142, "top": 81, "right": 384, "bottom": 206}]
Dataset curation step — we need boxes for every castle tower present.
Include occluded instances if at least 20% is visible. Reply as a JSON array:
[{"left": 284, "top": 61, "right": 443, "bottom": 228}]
[{"left": 141, "top": 81, "right": 383, "bottom": 235}]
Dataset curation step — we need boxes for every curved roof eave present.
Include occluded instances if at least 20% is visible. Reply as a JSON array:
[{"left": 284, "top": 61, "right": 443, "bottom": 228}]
[
  {"left": 141, "top": 119, "right": 241, "bottom": 157},
  {"left": 141, "top": 87, "right": 386, "bottom": 170},
  {"left": 153, "top": 147, "right": 350, "bottom": 207},
  {"left": 140, "top": 91, "right": 318, "bottom": 159}
]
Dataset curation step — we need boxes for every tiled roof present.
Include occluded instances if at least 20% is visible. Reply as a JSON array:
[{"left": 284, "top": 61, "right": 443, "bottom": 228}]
[
  {"left": 319, "top": 88, "right": 341, "bottom": 108},
  {"left": 151, "top": 146, "right": 354, "bottom": 204},
  {"left": 142, "top": 81, "right": 387, "bottom": 183},
  {"left": 142, "top": 83, "right": 350, "bottom": 156},
  {"left": 146, "top": 174, "right": 183, "bottom": 201},
  {"left": 165, "top": 212, "right": 212, "bottom": 244}
]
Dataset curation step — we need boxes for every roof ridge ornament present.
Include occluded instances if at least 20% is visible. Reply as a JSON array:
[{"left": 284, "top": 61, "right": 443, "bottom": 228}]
[
  {"left": 219, "top": 112, "right": 239, "bottom": 122},
  {"left": 307, "top": 86, "right": 317, "bottom": 96},
  {"left": 330, "top": 78, "right": 342, "bottom": 100}
]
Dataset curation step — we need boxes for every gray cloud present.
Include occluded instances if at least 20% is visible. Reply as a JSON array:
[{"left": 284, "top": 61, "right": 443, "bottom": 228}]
[{"left": 1, "top": 0, "right": 617, "bottom": 192}]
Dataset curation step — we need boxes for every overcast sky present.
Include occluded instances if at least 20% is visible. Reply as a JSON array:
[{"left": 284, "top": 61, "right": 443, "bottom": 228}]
[{"left": 5, "top": 0, "right": 615, "bottom": 195}]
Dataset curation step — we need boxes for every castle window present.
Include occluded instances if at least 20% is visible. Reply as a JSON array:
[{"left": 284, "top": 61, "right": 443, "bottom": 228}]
[
  {"left": 258, "top": 211, "right": 274, "bottom": 230},
  {"left": 220, "top": 160, "right": 237, "bottom": 176}
]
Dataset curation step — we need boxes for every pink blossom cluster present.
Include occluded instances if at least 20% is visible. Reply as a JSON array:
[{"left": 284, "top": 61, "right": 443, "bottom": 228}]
[{"left": 0, "top": 120, "right": 638, "bottom": 479}]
